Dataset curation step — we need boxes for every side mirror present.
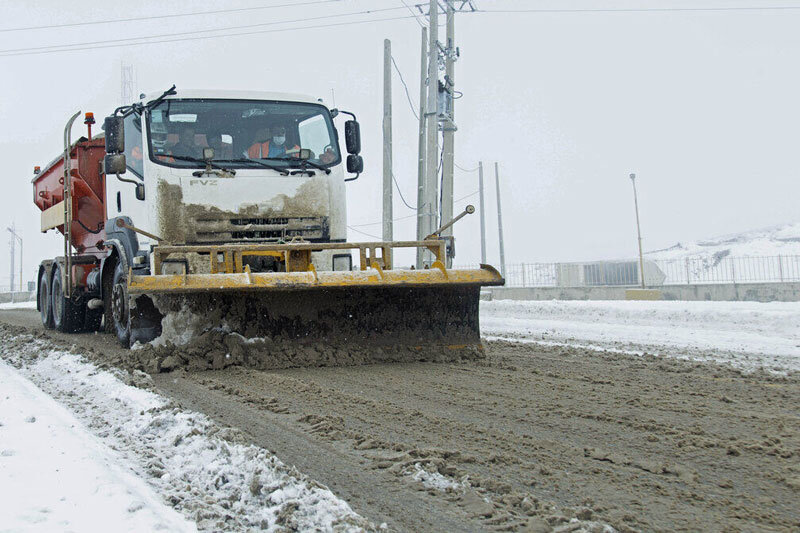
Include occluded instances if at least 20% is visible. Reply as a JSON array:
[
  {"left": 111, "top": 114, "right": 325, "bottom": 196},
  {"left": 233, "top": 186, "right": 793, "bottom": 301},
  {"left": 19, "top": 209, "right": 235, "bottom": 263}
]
[
  {"left": 104, "top": 153, "right": 127, "bottom": 175},
  {"left": 346, "top": 154, "right": 363, "bottom": 174},
  {"left": 135, "top": 183, "right": 145, "bottom": 201},
  {"left": 104, "top": 116, "right": 125, "bottom": 153},
  {"left": 344, "top": 120, "right": 361, "bottom": 155}
]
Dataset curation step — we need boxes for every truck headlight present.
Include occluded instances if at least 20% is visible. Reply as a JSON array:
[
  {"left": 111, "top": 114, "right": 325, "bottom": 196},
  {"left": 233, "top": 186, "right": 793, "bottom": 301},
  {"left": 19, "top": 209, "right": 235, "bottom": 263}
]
[{"left": 332, "top": 254, "right": 352, "bottom": 271}]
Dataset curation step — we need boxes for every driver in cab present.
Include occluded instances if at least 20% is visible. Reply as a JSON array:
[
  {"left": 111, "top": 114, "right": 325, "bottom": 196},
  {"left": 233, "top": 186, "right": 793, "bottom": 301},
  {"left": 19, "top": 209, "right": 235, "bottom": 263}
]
[{"left": 247, "top": 125, "right": 299, "bottom": 159}]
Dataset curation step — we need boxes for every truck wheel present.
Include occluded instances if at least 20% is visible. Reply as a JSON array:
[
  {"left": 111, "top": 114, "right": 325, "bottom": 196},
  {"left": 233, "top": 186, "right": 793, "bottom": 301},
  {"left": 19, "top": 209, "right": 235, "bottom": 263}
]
[
  {"left": 39, "top": 269, "right": 54, "bottom": 329},
  {"left": 51, "top": 264, "right": 85, "bottom": 333},
  {"left": 111, "top": 261, "right": 131, "bottom": 346}
]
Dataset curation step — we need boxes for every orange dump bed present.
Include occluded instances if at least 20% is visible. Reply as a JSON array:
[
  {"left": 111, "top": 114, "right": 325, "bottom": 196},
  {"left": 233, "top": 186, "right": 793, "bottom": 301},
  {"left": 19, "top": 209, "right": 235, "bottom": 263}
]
[{"left": 32, "top": 137, "right": 107, "bottom": 256}]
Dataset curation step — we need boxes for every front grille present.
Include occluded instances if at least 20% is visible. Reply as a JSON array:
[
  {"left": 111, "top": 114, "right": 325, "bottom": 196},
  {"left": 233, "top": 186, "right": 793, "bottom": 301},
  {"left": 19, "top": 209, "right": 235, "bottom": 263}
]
[{"left": 191, "top": 216, "right": 329, "bottom": 243}]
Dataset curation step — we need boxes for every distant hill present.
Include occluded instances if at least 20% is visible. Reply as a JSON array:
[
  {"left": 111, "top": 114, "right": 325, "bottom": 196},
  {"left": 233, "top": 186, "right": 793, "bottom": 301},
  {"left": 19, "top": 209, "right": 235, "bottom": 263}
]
[{"left": 646, "top": 222, "right": 800, "bottom": 261}]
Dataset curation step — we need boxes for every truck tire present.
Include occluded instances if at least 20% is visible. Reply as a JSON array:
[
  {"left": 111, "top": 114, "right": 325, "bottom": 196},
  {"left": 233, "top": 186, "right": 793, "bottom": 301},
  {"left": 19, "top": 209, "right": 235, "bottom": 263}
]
[
  {"left": 39, "top": 269, "right": 54, "bottom": 329},
  {"left": 51, "top": 264, "right": 85, "bottom": 333},
  {"left": 110, "top": 261, "right": 131, "bottom": 347}
]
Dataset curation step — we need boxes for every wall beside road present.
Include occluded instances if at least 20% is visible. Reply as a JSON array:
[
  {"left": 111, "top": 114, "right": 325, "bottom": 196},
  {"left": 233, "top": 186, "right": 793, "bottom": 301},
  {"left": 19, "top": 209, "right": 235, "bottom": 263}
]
[
  {"left": 0, "top": 291, "right": 35, "bottom": 304},
  {"left": 488, "top": 282, "right": 800, "bottom": 303}
]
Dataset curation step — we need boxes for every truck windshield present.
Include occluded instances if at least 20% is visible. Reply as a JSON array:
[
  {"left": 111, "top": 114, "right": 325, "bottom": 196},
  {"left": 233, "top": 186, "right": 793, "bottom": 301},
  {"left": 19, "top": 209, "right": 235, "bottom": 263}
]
[{"left": 146, "top": 98, "right": 340, "bottom": 170}]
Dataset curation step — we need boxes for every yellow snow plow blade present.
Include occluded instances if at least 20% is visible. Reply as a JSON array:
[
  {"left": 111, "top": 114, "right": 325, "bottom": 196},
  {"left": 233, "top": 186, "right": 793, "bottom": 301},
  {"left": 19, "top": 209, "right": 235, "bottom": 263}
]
[
  {"left": 128, "top": 262, "right": 502, "bottom": 293},
  {"left": 124, "top": 239, "right": 504, "bottom": 370}
]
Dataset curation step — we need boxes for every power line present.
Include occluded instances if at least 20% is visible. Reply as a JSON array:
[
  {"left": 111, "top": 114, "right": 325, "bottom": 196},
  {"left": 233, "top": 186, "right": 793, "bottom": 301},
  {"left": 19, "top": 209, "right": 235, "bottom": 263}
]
[
  {"left": 392, "top": 171, "right": 417, "bottom": 210},
  {"left": 478, "top": 5, "right": 800, "bottom": 14},
  {"left": 455, "top": 190, "right": 479, "bottom": 203},
  {"left": 0, "top": 14, "right": 418, "bottom": 57},
  {"left": 0, "top": 0, "right": 346, "bottom": 33},
  {"left": 399, "top": 0, "right": 427, "bottom": 28},
  {"left": 347, "top": 226, "right": 383, "bottom": 240},
  {"left": 349, "top": 213, "right": 417, "bottom": 228},
  {"left": 454, "top": 162, "right": 479, "bottom": 172},
  {"left": 390, "top": 54, "right": 419, "bottom": 120},
  {"left": 0, "top": 6, "right": 408, "bottom": 56}
]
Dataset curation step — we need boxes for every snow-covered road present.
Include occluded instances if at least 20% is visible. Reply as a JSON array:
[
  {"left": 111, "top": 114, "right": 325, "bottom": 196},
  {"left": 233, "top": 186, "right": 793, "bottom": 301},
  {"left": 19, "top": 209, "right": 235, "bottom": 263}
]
[
  {"left": 0, "top": 336, "right": 372, "bottom": 532},
  {"left": 0, "top": 359, "right": 196, "bottom": 533},
  {"left": 482, "top": 299, "right": 800, "bottom": 372}
]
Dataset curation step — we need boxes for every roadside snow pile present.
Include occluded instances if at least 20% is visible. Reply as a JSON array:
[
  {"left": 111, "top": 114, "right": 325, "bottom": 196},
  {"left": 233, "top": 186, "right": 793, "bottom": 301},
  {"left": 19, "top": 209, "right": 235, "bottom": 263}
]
[
  {"left": 0, "top": 360, "right": 196, "bottom": 533},
  {"left": 0, "top": 332, "right": 373, "bottom": 532},
  {"left": 0, "top": 300, "right": 37, "bottom": 310},
  {"left": 647, "top": 221, "right": 800, "bottom": 260},
  {"left": 481, "top": 299, "right": 800, "bottom": 373}
]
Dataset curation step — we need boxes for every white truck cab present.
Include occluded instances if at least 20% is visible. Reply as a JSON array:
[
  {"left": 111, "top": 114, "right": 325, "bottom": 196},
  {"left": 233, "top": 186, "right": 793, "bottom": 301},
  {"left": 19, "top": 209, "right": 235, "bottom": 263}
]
[{"left": 108, "top": 88, "right": 362, "bottom": 273}]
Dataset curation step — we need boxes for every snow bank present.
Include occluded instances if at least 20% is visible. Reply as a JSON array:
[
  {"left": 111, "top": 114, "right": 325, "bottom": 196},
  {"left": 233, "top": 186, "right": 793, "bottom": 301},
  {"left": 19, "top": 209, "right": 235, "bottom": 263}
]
[
  {"left": 481, "top": 299, "right": 800, "bottom": 373},
  {"left": 0, "top": 335, "right": 373, "bottom": 532},
  {"left": 0, "top": 360, "right": 196, "bottom": 533},
  {"left": 0, "top": 300, "right": 36, "bottom": 310},
  {"left": 648, "top": 222, "right": 800, "bottom": 260}
]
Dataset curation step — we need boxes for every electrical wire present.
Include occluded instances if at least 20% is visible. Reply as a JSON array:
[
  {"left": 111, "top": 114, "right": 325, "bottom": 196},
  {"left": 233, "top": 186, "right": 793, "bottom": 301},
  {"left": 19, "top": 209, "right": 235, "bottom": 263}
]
[
  {"left": 478, "top": 5, "right": 800, "bottom": 14},
  {"left": 347, "top": 225, "right": 383, "bottom": 240},
  {"left": 392, "top": 172, "right": 417, "bottom": 210},
  {"left": 0, "top": 6, "right": 408, "bottom": 56},
  {"left": 0, "top": 0, "right": 346, "bottom": 32},
  {"left": 454, "top": 162, "right": 479, "bottom": 172},
  {"left": 399, "top": 0, "right": 427, "bottom": 28},
  {"left": 0, "top": 14, "right": 418, "bottom": 57},
  {"left": 349, "top": 213, "right": 417, "bottom": 227},
  {"left": 455, "top": 190, "right": 479, "bottom": 203},
  {"left": 390, "top": 55, "right": 420, "bottom": 121}
]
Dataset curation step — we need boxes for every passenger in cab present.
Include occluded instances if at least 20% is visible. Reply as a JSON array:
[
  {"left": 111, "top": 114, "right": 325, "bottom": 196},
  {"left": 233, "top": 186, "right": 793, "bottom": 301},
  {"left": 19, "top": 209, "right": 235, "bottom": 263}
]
[{"left": 247, "top": 125, "right": 299, "bottom": 159}]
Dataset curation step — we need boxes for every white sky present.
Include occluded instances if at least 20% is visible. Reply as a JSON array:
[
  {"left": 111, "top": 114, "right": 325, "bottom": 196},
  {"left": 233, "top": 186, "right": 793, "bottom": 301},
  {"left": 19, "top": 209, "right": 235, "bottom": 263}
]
[{"left": 1, "top": 0, "right": 799, "bottom": 287}]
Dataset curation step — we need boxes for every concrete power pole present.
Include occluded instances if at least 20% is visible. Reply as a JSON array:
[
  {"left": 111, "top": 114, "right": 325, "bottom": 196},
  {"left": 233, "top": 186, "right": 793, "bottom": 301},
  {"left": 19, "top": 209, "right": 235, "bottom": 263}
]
[
  {"left": 630, "top": 173, "right": 646, "bottom": 288},
  {"left": 478, "top": 161, "right": 486, "bottom": 264},
  {"left": 382, "top": 39, "right": 393, "bottom": 242},
  {"left": 120, "top": 62, "right": 137, "bottom": 106},
  {"left": 7, "top": 223, "right": 22, "bottom": 293},
  {"left": 415, "top": 26, "right": 428, "bottom": 269},
  {"left": 7, "top": 224, "right": 14, "bottom": 293},
  {"left": 422, "top": 0, "right": 440, "bottom": 267},
  {"left": 440, "top": 2, "right": 456, "bottom": 261},
  {"left": 495, "top": 163, "right": 506, "bottom": 278}
]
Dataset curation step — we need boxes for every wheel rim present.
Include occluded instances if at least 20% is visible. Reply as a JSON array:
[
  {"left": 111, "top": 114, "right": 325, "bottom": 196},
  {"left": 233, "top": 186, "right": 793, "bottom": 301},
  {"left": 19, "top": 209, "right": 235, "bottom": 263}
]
[
  {"left": 52, "top": 274, "right": 63, "bottom": 324},
  {"left": 112, "top": 282, "right": 128, "bottom": 326}
]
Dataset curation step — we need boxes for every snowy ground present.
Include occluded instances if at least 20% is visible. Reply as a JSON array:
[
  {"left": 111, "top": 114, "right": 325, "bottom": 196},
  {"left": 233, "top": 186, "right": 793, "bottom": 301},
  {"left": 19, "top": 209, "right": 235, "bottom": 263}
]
[
  {"left": 481, "top": 299, "right": 800, "bottom": 373},
  {"left": 0, "top": 335, "right": 373, "bottom": 532},
  {"left": 0, "top": 359, "right": 196, "bottom": 533},
  {"left": 0, "top": 300, "right": 36, "bottom": 310}
]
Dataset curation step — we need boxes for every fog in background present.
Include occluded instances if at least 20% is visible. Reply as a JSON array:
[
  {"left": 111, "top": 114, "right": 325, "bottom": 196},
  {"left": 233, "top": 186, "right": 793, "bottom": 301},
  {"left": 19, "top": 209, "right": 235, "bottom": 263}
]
[{"left": 1, "top": 0, "right": 798, "bottom": 288}]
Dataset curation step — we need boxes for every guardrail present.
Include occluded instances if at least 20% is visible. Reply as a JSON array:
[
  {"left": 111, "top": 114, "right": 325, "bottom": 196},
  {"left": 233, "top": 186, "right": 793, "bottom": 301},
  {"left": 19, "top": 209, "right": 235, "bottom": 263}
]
[{"left": 458, "top": 255, "right": 800, "bottom": 287}]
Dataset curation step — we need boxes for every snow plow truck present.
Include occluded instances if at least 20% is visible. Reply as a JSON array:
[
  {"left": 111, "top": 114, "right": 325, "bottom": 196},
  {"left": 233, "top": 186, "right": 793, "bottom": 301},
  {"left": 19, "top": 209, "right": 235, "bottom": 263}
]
[{"left": 32, "top": 86, "right": 503, "bottom": 365}]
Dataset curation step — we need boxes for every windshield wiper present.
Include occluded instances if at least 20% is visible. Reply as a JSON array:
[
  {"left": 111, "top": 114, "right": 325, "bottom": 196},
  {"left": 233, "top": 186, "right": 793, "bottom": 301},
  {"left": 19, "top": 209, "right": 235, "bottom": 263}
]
[
  {"left": 168, "top": 155, "right": 236, "bottom": 176},
  {"left": 262, "top": 157, "right": 331, "bottom": 175},
  {"left": 215, "top": 158, "right": 290, "bottom": 176}
]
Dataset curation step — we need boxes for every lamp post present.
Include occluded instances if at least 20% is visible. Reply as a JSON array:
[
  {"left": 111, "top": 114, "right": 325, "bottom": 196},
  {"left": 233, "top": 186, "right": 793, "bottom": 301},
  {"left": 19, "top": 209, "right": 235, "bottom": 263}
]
[
  {"left": 7, "top": 225, "right": 23, "bottom": 294},
  {"left": 629, "top": 173, "right": 645, "bottom": 288}
]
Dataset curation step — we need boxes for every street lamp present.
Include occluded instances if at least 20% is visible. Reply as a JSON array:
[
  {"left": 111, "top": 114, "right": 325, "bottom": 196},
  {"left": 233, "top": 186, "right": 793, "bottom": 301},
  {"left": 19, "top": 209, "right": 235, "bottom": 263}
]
[
  {"left": 629, "top": 173, "right": 645, "bottom": 289},
  {"left": 6, "top": 225, "right": 22, "bottom": 294}
]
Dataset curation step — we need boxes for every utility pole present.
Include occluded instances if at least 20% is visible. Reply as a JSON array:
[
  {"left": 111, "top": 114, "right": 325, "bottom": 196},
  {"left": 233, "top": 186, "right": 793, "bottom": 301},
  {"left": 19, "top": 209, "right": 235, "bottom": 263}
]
[
  {"left": 415, "top": 26, "right": 428, "bottom": 269},
  {"left": 422, "top": 0, "right": 440, "bottom": 267},
  {"left": 630, "top": 173, "right": 646, "bottom": 288},
  {"left": 7, "top": 223, "right": 22, "bottom": 293},
  {"left": 382, "top": 39, "right": 393, "bottom": 242},
  {"left": 440, "top": 1, "right": 456, "bottom": 262},
  {"left": 478, "top": 161, "right": 486, "bottom": 264},
  {"left": 495, "top": 163, "right": 506, "bottom": 278},
  {"left": 120, "top": 62, "right": 137, "bottom": 106}
]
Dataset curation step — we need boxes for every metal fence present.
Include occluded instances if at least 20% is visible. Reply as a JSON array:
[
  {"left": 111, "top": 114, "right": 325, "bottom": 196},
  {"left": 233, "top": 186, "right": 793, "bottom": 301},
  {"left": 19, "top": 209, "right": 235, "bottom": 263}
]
[{"left": 458, "top": 255, "right": 800, "bottom": 287}]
